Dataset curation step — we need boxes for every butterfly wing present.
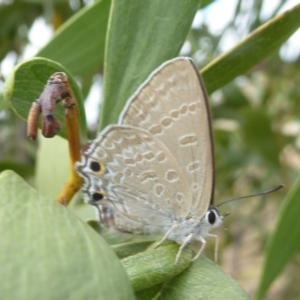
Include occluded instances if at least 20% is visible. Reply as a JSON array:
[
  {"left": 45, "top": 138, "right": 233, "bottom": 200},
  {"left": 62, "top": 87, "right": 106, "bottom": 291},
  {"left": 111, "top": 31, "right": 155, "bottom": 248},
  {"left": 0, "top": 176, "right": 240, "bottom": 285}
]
[
  {"left": 119, "top": 57, "right": 214, "bottom": 217},
  {"left": 76, "top": 125, "right": 192, "bottom": 233}
]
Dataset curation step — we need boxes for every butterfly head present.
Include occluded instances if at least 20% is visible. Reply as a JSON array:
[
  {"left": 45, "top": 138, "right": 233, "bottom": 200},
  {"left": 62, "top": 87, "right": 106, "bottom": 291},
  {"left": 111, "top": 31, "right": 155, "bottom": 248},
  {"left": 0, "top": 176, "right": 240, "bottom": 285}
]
[{"left": 204, "top": 207, "right": 224, "bottom": 230}]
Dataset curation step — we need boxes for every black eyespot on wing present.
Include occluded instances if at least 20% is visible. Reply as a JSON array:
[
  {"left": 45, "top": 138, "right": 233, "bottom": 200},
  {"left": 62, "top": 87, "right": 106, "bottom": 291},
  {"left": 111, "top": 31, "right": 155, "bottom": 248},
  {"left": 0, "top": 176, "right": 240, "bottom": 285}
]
[
  {"left": 90, "top": 161, "right": 101, "bottom": 172},
  {"left": 92, "top": 192, "right": 104, "bottom": 201},
  {"left": 208, "top": 210, "right": 216, "bottom": 224}
]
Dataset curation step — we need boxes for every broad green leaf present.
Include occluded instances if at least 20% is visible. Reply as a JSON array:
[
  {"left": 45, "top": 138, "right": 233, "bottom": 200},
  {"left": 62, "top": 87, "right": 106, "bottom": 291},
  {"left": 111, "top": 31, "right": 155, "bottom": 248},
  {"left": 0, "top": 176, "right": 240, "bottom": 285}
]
[
  {"left": 255, "top": 177, "right": 300, "bottom": 300},
  {"left": 0, "top": 170, "right": 134, "bottom": 299},
  {"left": 34, "top": 133, "right": 95, "bottom": 219},
  {"left": 202, "top": 3, "right": 300, "bottom": 94},
  {"left": 158, "top": 256, "right": 250, "bottom": 300},
  {"left": 101, "top": 1, "right": 300, "bottom": 129},
  {"left": 37, "top": 0, "right": 110, "bottom": 76},
  {"left": 35, "top": 134, "right": 69, "bottom": 197},
  {"left": 2, "top": 57, "right": 87, "bottom": 143},
  {"left": 101, "top": 0, "right": 200, "bottom": 128}
]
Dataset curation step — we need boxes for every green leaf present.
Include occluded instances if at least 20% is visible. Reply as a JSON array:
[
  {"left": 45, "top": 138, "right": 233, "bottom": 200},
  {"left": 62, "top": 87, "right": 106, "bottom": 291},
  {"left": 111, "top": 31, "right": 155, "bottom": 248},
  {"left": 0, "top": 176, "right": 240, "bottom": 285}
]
[
  {"left": 135, "top": 283, "right": 163, "bottom": 300},
  {"left": 35, "top": 134, "right": 70, "bottom": 199},
  {"left": 37, "top": 0, "right": 110, "bottom": 76},
  {"left": 100, "top": 0, "right": 200, "bottom": 128},
  {"left": 158, "top": 256, "right": 250, "bottom": 300},
  {"left": 122, "top": 244, "right": 193, "bottom": 291},
  {"left": 255, "top": 177, "right": 300, "bottom": 300},
  {"left": 120, "top": 243, "right": 248, "bottom": 298},
  {"left": 0, "top": 92, "right": 8, "bottom": 110},
  {"left": 112, "top": 240, "right": 155, "bottom": 259},
  {"left": 202, "top": 3, "right": 300, "bottom": 94},
  {"left": 0, "top": 170, "right": 134, "bottom": 299},
  {"left": 2, "top": 57, "right": 87, "bottom": 143}
]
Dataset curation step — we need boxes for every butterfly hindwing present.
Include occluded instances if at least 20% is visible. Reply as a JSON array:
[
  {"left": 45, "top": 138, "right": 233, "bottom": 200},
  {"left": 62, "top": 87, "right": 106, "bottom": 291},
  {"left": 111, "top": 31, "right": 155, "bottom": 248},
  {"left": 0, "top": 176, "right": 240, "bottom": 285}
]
[{"left": 76, "top": 125, "right": 192, "bottom": 233}]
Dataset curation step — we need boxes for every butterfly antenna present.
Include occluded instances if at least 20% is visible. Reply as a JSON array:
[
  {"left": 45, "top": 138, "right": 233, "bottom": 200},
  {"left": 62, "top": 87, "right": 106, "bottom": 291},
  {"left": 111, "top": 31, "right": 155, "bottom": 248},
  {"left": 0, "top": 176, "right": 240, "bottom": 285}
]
[{"left": 216, "top": 184, "right": 284, "bottom": 208}]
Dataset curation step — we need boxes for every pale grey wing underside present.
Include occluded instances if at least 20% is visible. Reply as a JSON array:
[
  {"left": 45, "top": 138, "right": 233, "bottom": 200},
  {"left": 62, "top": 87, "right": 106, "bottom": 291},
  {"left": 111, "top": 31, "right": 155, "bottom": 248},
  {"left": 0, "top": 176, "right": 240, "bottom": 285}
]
[
  {"left": 119, "top": 58, "right": 214, "bottom": 217},
  {"left": 95, "top": 204, "right": 161, "bottom": 235},
  {"left": 76, "top": 125, "right": 192, "bottom": 233}
]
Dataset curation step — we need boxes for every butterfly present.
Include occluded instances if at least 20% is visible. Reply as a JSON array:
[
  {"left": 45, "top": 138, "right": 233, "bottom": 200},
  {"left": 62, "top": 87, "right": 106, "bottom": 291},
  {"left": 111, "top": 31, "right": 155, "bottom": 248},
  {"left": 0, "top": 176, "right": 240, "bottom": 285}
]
[{"left": 75, "top": 57, "right": 224, "bottom": 264}]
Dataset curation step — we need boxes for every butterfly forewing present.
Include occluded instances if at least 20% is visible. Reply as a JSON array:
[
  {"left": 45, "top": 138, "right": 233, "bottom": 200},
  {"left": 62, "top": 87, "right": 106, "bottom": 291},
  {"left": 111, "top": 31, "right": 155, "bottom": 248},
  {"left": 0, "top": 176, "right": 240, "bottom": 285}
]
[{"left": 119, "top": 58, "right": 214, "bottom": 217}]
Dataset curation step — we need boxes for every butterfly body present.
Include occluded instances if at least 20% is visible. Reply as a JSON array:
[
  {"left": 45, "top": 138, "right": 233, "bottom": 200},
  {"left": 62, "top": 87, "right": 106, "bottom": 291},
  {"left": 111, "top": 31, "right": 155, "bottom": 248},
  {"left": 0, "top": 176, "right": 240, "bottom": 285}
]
[{"left": 76, "top": 57, "right": 223, "bottom": 263}]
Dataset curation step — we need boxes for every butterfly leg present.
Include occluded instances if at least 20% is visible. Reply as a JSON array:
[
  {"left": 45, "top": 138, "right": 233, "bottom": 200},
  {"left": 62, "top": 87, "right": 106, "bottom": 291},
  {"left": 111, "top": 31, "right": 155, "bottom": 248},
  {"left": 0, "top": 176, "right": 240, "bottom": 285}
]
[
  {"left": 154, "top": 224, "right": 178, "bottom": 249},
  {"left": 174, "top": 233, "right": 193, "bottom": 265},
  {"left": 202, "top": 233, "right": 219, "bottom": 262},
  {"left": 191, "top": 233, "right": 219, "bottom": 262},
  {"left": 191, "top": 235, "right": 206, "bottom": 261}
]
